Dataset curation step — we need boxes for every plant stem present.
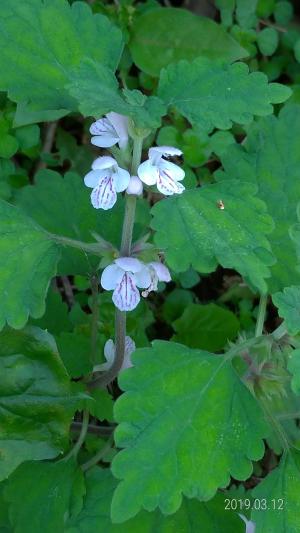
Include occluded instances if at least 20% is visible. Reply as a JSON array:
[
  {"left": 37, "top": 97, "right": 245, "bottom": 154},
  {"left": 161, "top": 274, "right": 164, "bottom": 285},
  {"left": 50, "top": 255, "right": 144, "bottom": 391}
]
[
  {"left": 50, "top": 233, "right": 111, "bottom": 256},
  {"left": 90, "top": 275, "right": 99, "bottom": 365},
  {"left": 255, "top": 294, "right": 268, "bottom": 337},
  {"left": 272, "top": 322, "right": 287, "bottom": 341},
  {"left": 63, "top": 410, "right": 89, "bottom": 460},
  {"left": 81, "top": 433, "right": 114, "bottom": 472},
  {"left": 71, "top": 422, "right": 115, "bottom": 436}
]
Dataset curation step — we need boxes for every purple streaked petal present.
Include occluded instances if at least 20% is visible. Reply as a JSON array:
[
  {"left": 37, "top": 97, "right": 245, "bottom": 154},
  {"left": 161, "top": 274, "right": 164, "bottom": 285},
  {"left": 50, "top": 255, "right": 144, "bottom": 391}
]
[
  {"left": 149, "top": 262, "right": 171, "bottom": 282},
  {"left": 92, "top": 156, "right": 117, "bottom": 170},
  {"left": 115, "top": 257, "right": 143, "bottom": 273},
  {"left": 91, "top": 175, "right": 117, "bottom": 210},
  {"left": 160, "top": 160, "right": 185, "bottom": 181},
  {"left": 101, "top": 264, "right": 123, "bottom": 290},
  {"left": 157, "top": 169, "right": 185, "bottom": 196},
  {"left": 90, "top": 117, "right": 114, "bottom": 136},
  {"left": 84, "top": 169, "right": 104, "bottom": 188},
  {"left": 112, "top": 272, "right": 140, "bottom": 311},
  {"left": 138, "top": 160, "right": 159, "bottom": 186}
]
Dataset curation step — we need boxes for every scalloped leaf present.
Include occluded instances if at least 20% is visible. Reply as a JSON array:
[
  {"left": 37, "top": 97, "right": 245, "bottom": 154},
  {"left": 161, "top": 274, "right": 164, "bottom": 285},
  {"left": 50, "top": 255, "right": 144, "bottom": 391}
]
[
  {"left": 111, "top": 341, "right": 268, "bottom": 522},
  {"left": 0, "top": 200, "right": 60, "bottom": 329},
  {"left": 251, "top": 452, "right": 300, "bottom": 532},
  {"left": 65, "top": 467, "right": 244, "bottom": 532},
  {"left": 151, "top": 180, "right": 274, "bottom": 294},
  {"left": 272, "top": 286, "right": 300, "bottom": 336},
  {"left": 157, "top": 58, "right": 291, "bottom": 132},
  {"left": 0, "top": 0, "right": 123, "bottom": 118},
  {"left": 0, "top": 327, "right": 80, "bottom": 480},
  {"left": 218, "top": 104, "right": 300, "bottom": 292}
]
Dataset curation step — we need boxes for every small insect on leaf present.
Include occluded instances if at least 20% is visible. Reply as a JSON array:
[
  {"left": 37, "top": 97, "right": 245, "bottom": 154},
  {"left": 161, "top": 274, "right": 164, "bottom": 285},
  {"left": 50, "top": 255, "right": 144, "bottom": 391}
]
[{"left": 217, "top": 199, "right": 225, "bottom": 210}]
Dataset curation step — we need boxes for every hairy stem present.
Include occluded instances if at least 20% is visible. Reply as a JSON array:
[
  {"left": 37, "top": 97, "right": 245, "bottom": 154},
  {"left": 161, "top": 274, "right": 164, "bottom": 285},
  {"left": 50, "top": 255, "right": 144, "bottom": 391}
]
[
  {"left": 255, "top": 294, "right": 268, "bottom": 337},
  {"left": 81, "top": 433, "right": 114, "bottom": 472}
]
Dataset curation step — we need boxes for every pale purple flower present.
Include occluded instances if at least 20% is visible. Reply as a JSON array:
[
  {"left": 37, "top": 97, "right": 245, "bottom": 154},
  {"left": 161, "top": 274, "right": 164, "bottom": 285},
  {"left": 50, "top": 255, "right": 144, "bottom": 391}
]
[
  {"left": 84, "top": 156, "right": 130, "bottom": 210},
  {"left": 126, "top": 175, "right": 143, "bottom": 196},
  {"left": 90, "top": 112, "right": 129, "bottom": 149},
  {"left": 101, "top": 257, "right": 151, "bottom": 311},
  {"left": 239, "top": 515, "right": 256, "bottom": 533},
  {"left": 138, "top": 146, "right": 185, "bottom": 196},
  {"left": 142, "top": 262, "right": 171, "bottom": 297},
  {"left": 95, "top": 336, "right": 135, "bottom": 372}
]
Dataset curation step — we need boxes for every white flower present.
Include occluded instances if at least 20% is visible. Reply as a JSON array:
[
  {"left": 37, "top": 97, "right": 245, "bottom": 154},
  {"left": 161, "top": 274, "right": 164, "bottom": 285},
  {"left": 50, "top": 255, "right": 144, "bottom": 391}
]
[
  {"left": 142, "top": 262, "right": 171, "bottom": 297},
  {"left": 239, "top": 515, "right": 256, "bottom": 533},
  {"left": 84, "top": 156, "right": 130, "bottom": 210},
  {"left": 90, "top": 112, "right": 129, "bottom": 149},
  {"left": 95, "top": 336, "right": 135, "bottom": 372},
  {"left": 138, "top": 146, "right": 185, "bottom": 196},
  {"left": 126, "top": 175, "right": 143, "bottom": 196},
  {"left": 101, "top": 257, "right": 152, "bottom": 311}
]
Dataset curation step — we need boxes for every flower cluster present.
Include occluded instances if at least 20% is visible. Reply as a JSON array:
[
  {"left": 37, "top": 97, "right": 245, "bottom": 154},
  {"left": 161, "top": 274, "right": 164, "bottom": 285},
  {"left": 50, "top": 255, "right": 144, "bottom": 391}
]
[
  {"left": 84, "top": 113, "right": 185, "bottom": 210},
  {"left": 84, "top": 112, "right": 176, "bottom": 312},
  {"left": 101, "top": 257, "right": 171, "bottom": 311}
]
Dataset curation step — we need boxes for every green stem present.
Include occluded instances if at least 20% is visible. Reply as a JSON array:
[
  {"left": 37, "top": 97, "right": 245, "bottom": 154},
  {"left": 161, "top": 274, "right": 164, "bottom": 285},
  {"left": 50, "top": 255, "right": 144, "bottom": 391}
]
[
  {"left": 63, "top": 410, "right": 89, "bottom": 460},
  {"left": 255, "top": 294, "right": 268, "bottom": 337},
  {"left": 272, "top": 322, "right": 287, "bottom": 341},
  {"left": 81, "top": 433, "right": 114, "bottom": 472},
  {"left": 50, "top": 233, "right": 110, "bottom": 256}
]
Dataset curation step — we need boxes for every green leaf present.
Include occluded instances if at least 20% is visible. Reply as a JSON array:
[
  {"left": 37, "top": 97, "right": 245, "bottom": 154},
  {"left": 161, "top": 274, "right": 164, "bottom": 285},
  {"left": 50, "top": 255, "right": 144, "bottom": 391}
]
[
  {"left": 31, "top": 289, "right": 71, "bottom": 335},
  {"left": 111, "top": 341, "right": 268, "bottom": 522},
  {"left": 5, "top": 459, "right": 84, "bottom": 533},
  {"left": 287, "top": 348, "right": 300, "bottom": 395},
  {"left": 162, "top": 289, "right": 194, "bottom": 323},
  {"left": 68, "top": 59, "right": 166, "bottom": 128},
  {"left": 251, "top": 452, "right": 300, "bottom": 532},
  {"left": 0, "top": 200, "right": 60, "bottom": 329},
  {"left": 16, "top": 169, "right": 151, "bottom": 275},
  {"left": 66, "top": 467, "right": 244, "bottom": 532},
  {"left": 272, "top": 286, "right": 300, "bottom": 335},
  {"left": 14, "top": 124, "right": 40, "bottom": 151},
  {"left": 56, "top": 332, "right": 92, "bottom": 379},
  {"left": 172, "top": 303, "right": 240, "bottom": 351},
  {"left": 236, "top": 0, "right": 258, "bottom": 28},
  {"left": 151, "top": 181, "right": 274, "bottom": 294},
  {"left": 0, "top": 135, "right": 18, "bottom": 159},
  {"left": 274, "top": 1, "right": 293, "bottom": 25},
  {"left": 129, "top": 7, "right": 248, "bottom": 77},
  {"left": 157, "top": 58, "right": 291, "bottom": 132},
  {"left": 0, "top": 327, "right": 80, "bottom": 480},
  {"left": 218, "top": 105, "right": 300, "bottom": 292},
  {"left": 56, "top": 128, "right": 94, "bottom": 175},
  {"left": 89, "top": 390, "right": 114, "bottom": 423},
  {"left": 257, "top": 27, "right": 279, "bottom": 56},
  {"left": 0, "top": 0, "right": 123, "bottom": 114}
]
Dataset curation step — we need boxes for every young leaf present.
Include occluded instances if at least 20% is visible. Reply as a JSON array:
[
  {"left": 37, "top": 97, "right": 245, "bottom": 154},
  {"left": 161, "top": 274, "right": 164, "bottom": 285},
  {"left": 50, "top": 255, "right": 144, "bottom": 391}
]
[
  {"left": 287, "top": 349, "right": 300, "bottom": 395},
  {"left": 251, "top": 452, "right": 300, "bottom": 532},
  {"left": 66, "top": 467, "right": 244, "bottom": 532},
  {"left": 0, "top": 0, "right": 123, "bottom": 116},
  {"left": 158, "top": 58, "right": 291, "bottom": 132},
  {"left": 129, "top": 7, "right": 248, "bottom": 77},
  {"left": 272, "top": 286, "right": 300, "bottom": 336},
  {"left": 0, "top": 327, "right": 80, "bottom": 480},
  {"left": 0, "top": 200, "right": 60, "bottom": 329},
  {"left": 151, "top": 180, "right": 274, "bottom": 294},
  {"left": 111, "top": 341, "right": 268, "bottom": 522},
  {"left": 218, "top": 104, "right": 300, "bottom": 292},
  {"left": 4, "top": 460, "right": 84, "bottom": 533},
  {"left": 172, "top": 303, "right": 240, "bottom": 351}
]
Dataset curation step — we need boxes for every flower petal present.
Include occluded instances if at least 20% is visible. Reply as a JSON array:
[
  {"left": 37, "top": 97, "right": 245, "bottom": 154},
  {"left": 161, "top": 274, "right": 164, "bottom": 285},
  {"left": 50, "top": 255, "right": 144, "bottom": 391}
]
[
  {"left": 138, "top": 160, "right": 159, "bottom": 186},
  {"left": 160, "top": 160, "right": 185, "bottom": 181},
  {"left": 115, "top": 257, "right": 143, "bottom": 273},
  {"left": 134, "top": 266, "right": 152, "bottom": 288},
  {"left": 149, "top": 145, "right": 182, "bottom": 163},
  {"left": 157, "top": 169, "right": 185, "bottom": 196},
  {"left": 123, "top": 336, "right": 135, "bottom": 369},
  {"left": 114, "top": 168, "right": 131, "bottom": 192},
  {"left": 91, "top": 176, "right": 117, "bottom": 210},
  {"left": 107, "top": 112, "right": 129, "bottom": 149},
  {"left": 101, "top": 264, "right": 123, "bottom": 290},
  {"left": 104, "top": 339, "right": 115, "bottom": 364},
  {"left": 112, "top": 272, "right": 140, "bottom": 311},
  {"left": 149, "top": 262, "right": 171, "bottom": 282},
  {"left": 92, "top": 156, "right": 117, "bottom": 170},
  {"left": 91, "top": 135, "right": 120, "bottom": 148},
  {"left": 90, "top": 118, "right": 114, "bottom": 136},
  {"left": 84, "top": 169, "right": 103, "bottom": 188}
]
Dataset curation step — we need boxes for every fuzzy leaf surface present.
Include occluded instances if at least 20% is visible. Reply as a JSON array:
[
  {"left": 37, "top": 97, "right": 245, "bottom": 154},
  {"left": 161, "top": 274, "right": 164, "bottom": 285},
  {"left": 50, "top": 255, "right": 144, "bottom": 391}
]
[
  {"left": 0, "top": 327, "right": 79, "bottom": 480},
  {"left": 151, "top": 181, "right": 274, "bottom": 293},
  {"left": 158, "top": 58, "right": 291, "bottom": 132},
  {"left": 111, "top": 341, "right": 268, "bottom": 522},
  {"left": 0, "top": 200, "right": 60, "bottom": 329},
  {"left": 272, "top": 286, "right": 300, "bottom": 335},
  {"left": 0, "top": 0, "right": 123, "bottom": 115},
  {"left": 251, "top": 452, "right": 300, "bottom": 532},
  {"left": 218, "top": 105, "right": 300, "bottom": 291},
  {"left": 129, "top": 7, "right": 248, "bottom": 76}
]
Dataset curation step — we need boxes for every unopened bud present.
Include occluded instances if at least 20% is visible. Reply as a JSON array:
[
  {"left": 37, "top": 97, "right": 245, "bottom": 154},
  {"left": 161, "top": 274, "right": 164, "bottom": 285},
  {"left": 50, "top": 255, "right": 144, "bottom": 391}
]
[{"left": 126, "top": 175, "right": 143, "bottom": 196}]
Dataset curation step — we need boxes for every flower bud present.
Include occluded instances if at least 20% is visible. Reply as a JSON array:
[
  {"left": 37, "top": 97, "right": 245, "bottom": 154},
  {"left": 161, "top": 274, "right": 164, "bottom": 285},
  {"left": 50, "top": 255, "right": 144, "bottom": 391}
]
[{"left": 126, "top": 175, "right": 143, "bottom": 196}]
